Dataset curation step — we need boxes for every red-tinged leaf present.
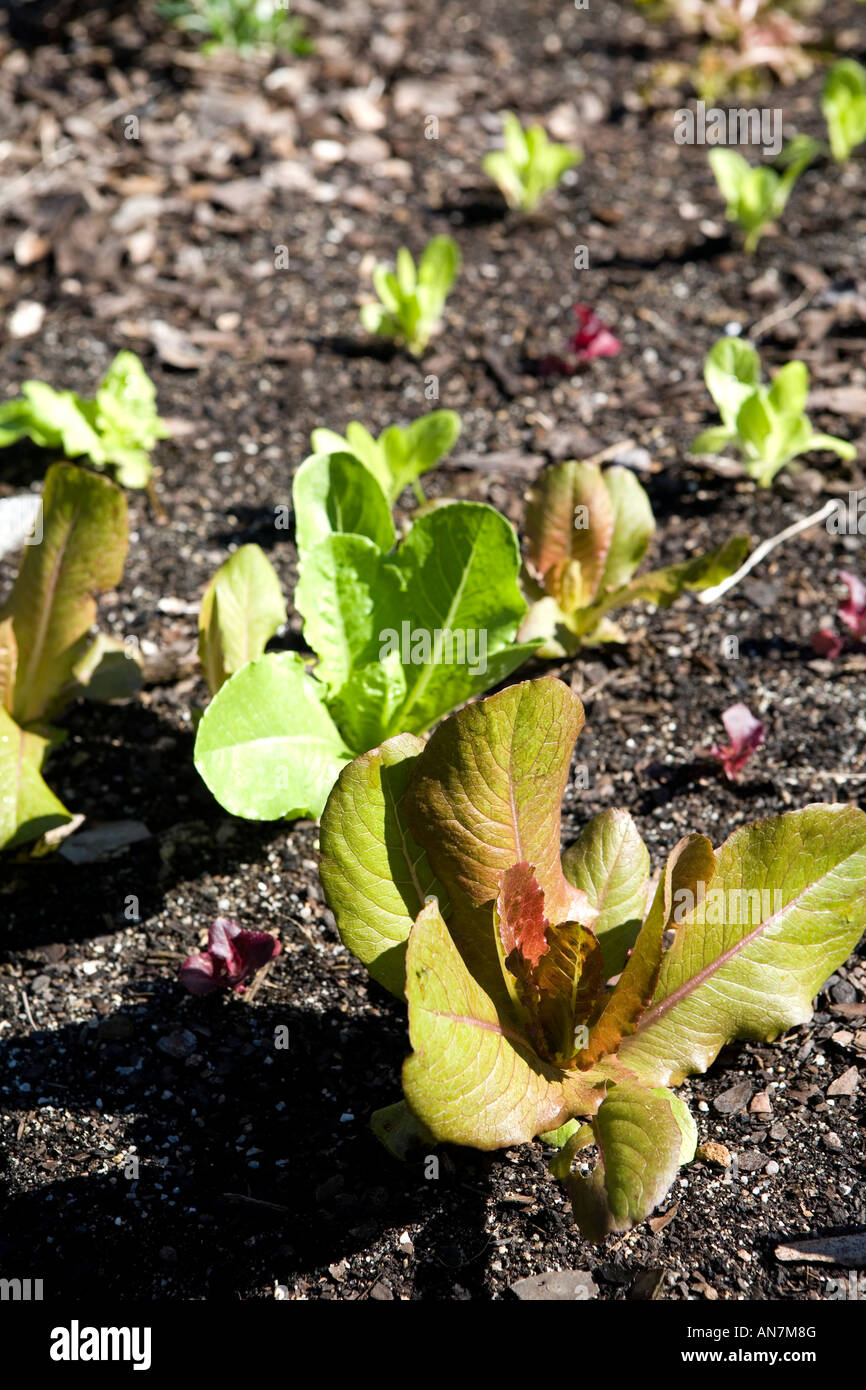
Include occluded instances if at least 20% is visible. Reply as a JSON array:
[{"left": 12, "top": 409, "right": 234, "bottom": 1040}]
[
  {"left": 402, "top": 899, "right": 605, "bottom": 1149},
  {"left": 404, "top": 679, "right": 587, "bottom": 930},
  {"left": 534, "top": 921, "right": 606, "bottom": 1068},
  {"left": 569, "top": 305, "right": 622, "bottom": 363},
  {"left": 838, "top": 570, "right": 866, "bottom": 639},
  {"left": 576, "top": 834, "right": 715, "bottom": 1068},
  {"left": 708, "top": 703, "right": 765, "bottom": 781},
  {"left": 180, "top": 917, "right": 281, "bottom": 995},
  {"left": 524, "top": 461, "right": 615, "bottom": 612},
  {"left": 497, "top": 862, "right": 549, "bottom": 969},
  {"left": 813, "top": 628, "right": 845, "bottom": 659}
]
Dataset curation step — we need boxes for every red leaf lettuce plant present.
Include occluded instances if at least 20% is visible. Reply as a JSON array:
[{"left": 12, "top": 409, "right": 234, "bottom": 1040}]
[
  {"left": 707, "top": 702, "right": 765, "bottom": 780},
  {"left": 813, "top": 571, "right": 866, "bottom": 658},
  {"left": 320, "top": 677, "right": 866, "bottom": 1239},
  {"left": 538, "top": 305, "right": 622, "bottom": 376},
  {"left": 518, "top": 459, "right": 750, "bottom": 655},
  {"left": 180, "top": 918, "right": 281, "bottom": 995}
]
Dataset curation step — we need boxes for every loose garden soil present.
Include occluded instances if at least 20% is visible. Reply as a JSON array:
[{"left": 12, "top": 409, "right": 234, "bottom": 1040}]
[{"left": 1, "top": 0, "right": 865, "bottom": 1301}]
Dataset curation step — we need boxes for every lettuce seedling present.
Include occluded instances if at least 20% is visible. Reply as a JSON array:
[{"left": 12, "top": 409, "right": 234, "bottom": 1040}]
[
  {"left": 518, "top": 459, "right": 749, "bottom": 656},
  {"left": 482, "top": 112, "right": 582, "bottom": 213},
  {"left": 813, "top": 571, "right": 866, "bottom": 658},
  {"left": 822, "top": 59, "right": 866, "bottom": 163},
  {"left": 194, "top": 451, "right": 536, "bottom": 821},
  {"left": 709, "top": 135, "right": 818, "bottom": 252},
  {"left": 320, "top": 676, "right": 866, "bottom": 1240},
  {"left": 0, "top": 351, "right": 169, "bottom": 488},
  {"left": 360, "top": 237, "right": 461, "bottom": 357},
  {"left": 538, "top": 304, "right": 622, "bottom": 376},
  {"left": 691, "top": 337, "right": 857, "bottom": 486},
  {"left": 707, "top": 703, "right": 765, "bottom": 781},
  {"left": 180, "top": 917, "right": 281, "bottom": 995},
  {"left": 310, "top": 410, "right": 461, "bottom": 507},
  {"left": 0, "top": 463, "right": 141, "bottom": 850},
  {"left": 158, "top": 0, "right": 313, "bottom": 54}
]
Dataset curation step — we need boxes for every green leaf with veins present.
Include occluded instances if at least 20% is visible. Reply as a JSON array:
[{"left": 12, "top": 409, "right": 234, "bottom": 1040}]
[
  {"left": 618, "top": 804, "right": 866, "bottom": 1087},
  {"left": 568, "top": 1080, "right": 697, "bottom": 1240},
  {"left": 198, "top": 543, "right": 287, "bottom": 697},
  {"left": 0, "top": 707, "right": 71, "bottom": 850},
  {"left": 321, "top": 675, "right": 866, "bottom": 1237},
  {"left": 294, "top": 533, "right": 404, "bottom": 694},
  {"left": 562, "top": 808, "right": 651, "bottom": 977},
  {"left": 293, "top": 451, "right": 394, "bottom": 563},
  {"left": 402, "top": 899, "right": 603, "bottom": 1148},
  {"left": 319, "top": 733, "right": 442, "bottom": 998},
  {"left": 1, "top": 463, "right": 128, "bottom": 727},
  {"left": 193, "top": 652, "right": 353, "bottom": 822}
]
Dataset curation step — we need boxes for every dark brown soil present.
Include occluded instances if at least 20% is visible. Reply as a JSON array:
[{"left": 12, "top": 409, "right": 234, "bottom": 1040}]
[{"left": 1, "top": 0, "right": 865, "bottom": 1302}]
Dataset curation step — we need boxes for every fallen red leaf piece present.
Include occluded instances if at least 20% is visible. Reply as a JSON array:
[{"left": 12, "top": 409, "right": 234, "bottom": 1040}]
[
  {"left": 812, "top": 628, "right": 845, "bottom": 659},
  {"left": 569, "top": 304, "right": 623, "bottom": 363},
  {"left": 536, "top": 304, "right": 622, "bottom": 376},
  {"left": 837, "top": 571, "right": 866, "bottom": 640},
  {"left": 180, "top": 917, "right": 281, "bottom": 995},
  {"left": 708, "top": 703, "right": 765, "bottom": 781}
]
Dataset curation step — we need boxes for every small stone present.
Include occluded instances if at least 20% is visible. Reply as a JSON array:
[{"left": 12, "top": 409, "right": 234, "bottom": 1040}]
[
  {"left": 8, "top": 300, "right": 45, "bottom": 338},
  {"left": 735, "top": 1150, "right": 766, "bottom": 1172},
  {"left": 713, "top": 1080, "right": 753, "bottom": 1115},
  {"left": 750, "top": 1091, "right": 772, "bottom": 1114},
  {"left": 823, "top": 1131, "right": 843, "bottom": 1151},
  {"left": 156, "top": 1029, "right": 197, "bottom": 1059},
  {"left": 769, "top": 1123, "right": 789, "bottom": 1141},
  {"left": 765, "top": 1160, "right": 780, "bottom": 1176},
  {"left": 696, "top": 1141, "right": 731, "bottom": 1168},
  {"left": 328, "top": 1260, "right": 348, "bottom": 1282},
  {"left": 827, "top": 1066, "right": 859, "bottom": 1097},
  {"left": 510, "top": 1271, "right": 598, "bottom": 1301},
  {"left": 831, "top": 980, "right": 858, "bottom": 1004},
  {"left": 370, "top": 1281, "right": 393, "bottom": 1301}
]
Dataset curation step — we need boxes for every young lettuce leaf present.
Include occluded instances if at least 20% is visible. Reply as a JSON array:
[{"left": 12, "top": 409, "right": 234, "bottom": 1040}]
[
  {"left": 0, "top": 463, "right": 138, "bottom": 850},
  {"left": 519, "top": 459, "right": 749, "bottom": 655},
  {"left": 198, "top": 544, "right": 287, "bottom": 697},
  {"left": 692, "top": 337, "right": 856, "bottom": 485},
  {"left": 483, "top": 111, "right": 582, "bottom": 213},
  {"left": 0, "top": 462, "right": 132, "bottom": 726},
  {"left": 360, "top": 236, "right": 461, "bottom": 357},
  {"left": 822, "top": 59, "right": 866, "bottom": 164},
  {"left": 709, "top": 136, "right": 818, "bottom": 252},
  {"left": 320, "top": 676, "right": 866, "bottom": 1240},
  {"left": 0, "top": 352, "right": 168, "bottom": 488},
  {"left": 194, "top": 466, "right": 535, "bottom": 823},
  {"left": 310, "top": 411, "right": 461, "bottom": 507}
]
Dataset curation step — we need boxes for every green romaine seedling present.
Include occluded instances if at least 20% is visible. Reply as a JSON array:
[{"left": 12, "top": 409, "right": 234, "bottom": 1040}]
[
  {"left": 691, "top": 337, "right": 857, "bottom": 486},
  {"left": 360, "top": 237, "right": 461, "bottom": 357},
  {"left": 518, "top": 459, "right": 749, "bottom": 656},
  {"left": 709, "top": 135, "right": 818, "bottom": 251},
  {"left": 310, "top": 410, "right": 461, "bottom": 507},
  {"left": 158, "top": 0, "right": 312, "bottom": 54},
  {"left": 822, "top": 59, "right": 866, "bottom": 163},
  {"left": 0, "top": 463, "right": 141, "bottom": 850},
  {"left": 320, "top": 676, "right": 866, "bottom": 1240},
  {"left": 194, "top": 451, "right": 536, "bottom": 821},
  {"left": 0, "top": 351, "right": 169, "bottom": 488},
  {"left": 482, "top": 112, "right": 582, "bottom": 213}
]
